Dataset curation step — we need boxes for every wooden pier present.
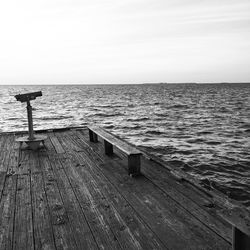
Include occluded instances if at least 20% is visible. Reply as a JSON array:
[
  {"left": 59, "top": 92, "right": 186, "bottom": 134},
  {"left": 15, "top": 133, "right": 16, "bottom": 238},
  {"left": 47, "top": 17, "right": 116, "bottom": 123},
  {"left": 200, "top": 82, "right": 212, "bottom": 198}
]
[{"left": 0, "top": 127, "right": 249, "bottom": 249}]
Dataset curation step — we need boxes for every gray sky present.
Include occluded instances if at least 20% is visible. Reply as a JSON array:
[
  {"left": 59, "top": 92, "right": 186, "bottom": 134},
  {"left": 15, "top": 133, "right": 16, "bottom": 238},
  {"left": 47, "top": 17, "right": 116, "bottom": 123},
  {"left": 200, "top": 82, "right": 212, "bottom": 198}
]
[{"left": 0, "top": 0, "right": 250, "bottom": 84}]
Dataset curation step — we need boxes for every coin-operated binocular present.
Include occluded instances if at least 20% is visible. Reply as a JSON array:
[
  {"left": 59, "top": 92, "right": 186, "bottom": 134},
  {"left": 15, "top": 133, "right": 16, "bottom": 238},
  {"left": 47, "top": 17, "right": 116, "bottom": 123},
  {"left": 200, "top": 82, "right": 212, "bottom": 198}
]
[
  {"left": 15, "top": 91, "right": 42, "bottom": 103},
  {"left": 15, "top": 91, "right": 47, "bottom": 150}
]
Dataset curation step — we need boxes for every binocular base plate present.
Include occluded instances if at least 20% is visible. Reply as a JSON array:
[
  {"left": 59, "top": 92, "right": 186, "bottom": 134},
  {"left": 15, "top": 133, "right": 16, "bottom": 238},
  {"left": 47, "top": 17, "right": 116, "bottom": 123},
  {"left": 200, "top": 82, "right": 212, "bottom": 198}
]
[{"left": 16, "top": 135, "right": 47, "bottom": 150}]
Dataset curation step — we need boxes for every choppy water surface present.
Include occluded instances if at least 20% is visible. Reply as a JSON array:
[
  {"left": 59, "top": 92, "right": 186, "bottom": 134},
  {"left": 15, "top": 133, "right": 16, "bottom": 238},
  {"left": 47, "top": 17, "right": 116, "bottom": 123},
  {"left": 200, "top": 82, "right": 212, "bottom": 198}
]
[{"left": 1, "top": 84, "right": 250, "bottom": 208}]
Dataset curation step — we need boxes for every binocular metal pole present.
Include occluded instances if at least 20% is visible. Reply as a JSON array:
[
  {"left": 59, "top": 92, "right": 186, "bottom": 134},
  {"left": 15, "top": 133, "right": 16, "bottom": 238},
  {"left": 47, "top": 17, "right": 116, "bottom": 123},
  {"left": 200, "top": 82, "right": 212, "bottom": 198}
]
[{"left": 26, "top": 100, "right": 35, "bottom": 140}]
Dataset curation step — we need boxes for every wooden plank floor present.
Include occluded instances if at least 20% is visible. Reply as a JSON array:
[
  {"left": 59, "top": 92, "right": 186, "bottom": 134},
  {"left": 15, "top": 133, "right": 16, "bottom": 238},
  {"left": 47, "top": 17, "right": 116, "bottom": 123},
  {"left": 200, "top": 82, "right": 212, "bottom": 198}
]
[{"left": 0, "top": 128, "right": 232, "bottom": 249}]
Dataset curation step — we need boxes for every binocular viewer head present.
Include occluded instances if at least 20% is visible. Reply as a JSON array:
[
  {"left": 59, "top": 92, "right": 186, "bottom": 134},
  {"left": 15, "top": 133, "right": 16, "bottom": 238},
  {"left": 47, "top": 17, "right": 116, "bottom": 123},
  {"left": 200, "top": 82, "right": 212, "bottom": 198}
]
[{"left": 15, "top": 91, "right": 42, "bottom": 103}]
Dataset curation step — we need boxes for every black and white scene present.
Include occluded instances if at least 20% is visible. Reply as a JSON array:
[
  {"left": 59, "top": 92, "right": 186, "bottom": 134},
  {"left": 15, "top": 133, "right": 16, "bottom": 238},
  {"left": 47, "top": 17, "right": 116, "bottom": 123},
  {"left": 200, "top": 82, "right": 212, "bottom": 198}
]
[{"left": 0, "top": 0, "right": 249, "bottom": 249}]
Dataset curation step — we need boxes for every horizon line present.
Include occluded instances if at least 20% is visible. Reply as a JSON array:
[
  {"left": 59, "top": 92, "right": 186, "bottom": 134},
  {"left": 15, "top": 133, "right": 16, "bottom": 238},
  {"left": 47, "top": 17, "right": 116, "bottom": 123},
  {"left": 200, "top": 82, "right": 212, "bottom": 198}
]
[{"left": 0, "top": 82, "right": 250, "bottom": 86}]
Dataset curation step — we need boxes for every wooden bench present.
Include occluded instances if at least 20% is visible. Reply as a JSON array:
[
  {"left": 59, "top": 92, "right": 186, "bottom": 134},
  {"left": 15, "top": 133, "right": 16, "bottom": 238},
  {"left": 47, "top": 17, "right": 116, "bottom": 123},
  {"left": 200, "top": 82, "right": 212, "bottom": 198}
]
[{"left": 88, "top": 126, "right": 142, "bottom": 176}]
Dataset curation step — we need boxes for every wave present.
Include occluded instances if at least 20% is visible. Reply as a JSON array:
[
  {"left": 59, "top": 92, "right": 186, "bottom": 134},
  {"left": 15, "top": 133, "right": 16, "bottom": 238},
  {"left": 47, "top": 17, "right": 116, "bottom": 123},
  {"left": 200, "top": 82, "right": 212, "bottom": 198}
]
[
  {"left": 93, "top": 104, "right": 125, "bottom": 108},
  {"left": 87, "top": 112, "right": 123, "bottom": 118},
  {"left": 120, "top": 125, "right": 142, "bottom": 130},
  {"left": 145, "top": 130, "right": 164, "bottom": 135},
  {"left": 238, "top": 124, "right": 250, "bottom": 129},
  {"left": 206, "top": 141, "right": 221, "bottom": 145},
  {"left": 155, "top": 113, "right": 167, "bottom": 117},
  {"left": 197, "top": 130, "right": 213, "bottom": 135},
  {"left": 39, "top": 116, "right": 74, "bottom": 121},
  {"left": 174, "top": 149, "right": 195, "bottom": 155},
  {"left": 7, "top": 117, "right": 19, "bottom": 121},
  {"left": 153, "top": 102, "right": 163, "bottom": 105},
  {"left": 102, "top": 125, "right": 114, "bottom": 129},
  {"left": 169, "top": 104, "right": 189, "bottom": 109},
  {"left": 186, "top": 138, "right": 205, "bottom": 144},
  {"left": 127, "top": 117, "right": 149, "bottom": 122},
  {"left": 127, "top": 104, "right": 135, "bottom": 107},
  {"left": 165, "top": 159, "right": 185, "bottom": 167}
]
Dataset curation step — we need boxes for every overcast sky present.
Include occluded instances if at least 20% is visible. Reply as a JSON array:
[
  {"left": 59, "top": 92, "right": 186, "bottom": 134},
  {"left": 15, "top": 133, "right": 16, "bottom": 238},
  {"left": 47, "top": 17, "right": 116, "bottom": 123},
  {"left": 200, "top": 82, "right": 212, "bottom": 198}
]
[{"left": 0, "top": 0, "right": 249, "bottom": 84}]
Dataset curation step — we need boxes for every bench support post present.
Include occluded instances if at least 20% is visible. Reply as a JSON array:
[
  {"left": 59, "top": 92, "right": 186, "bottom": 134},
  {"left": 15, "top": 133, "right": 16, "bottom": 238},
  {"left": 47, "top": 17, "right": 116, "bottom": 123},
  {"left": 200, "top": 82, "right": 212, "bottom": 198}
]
[
  {"left": 232, "top": 226, "right": 250, "bottom": 250},
  {"left": 89, "top": 129, "right": 98, "bottom": 142},
  {"left": 104, "top": 140, "right": 113, "bottom": 155},
  {"left": 128, "top": 154, "right": 141, "bottom": 177}
]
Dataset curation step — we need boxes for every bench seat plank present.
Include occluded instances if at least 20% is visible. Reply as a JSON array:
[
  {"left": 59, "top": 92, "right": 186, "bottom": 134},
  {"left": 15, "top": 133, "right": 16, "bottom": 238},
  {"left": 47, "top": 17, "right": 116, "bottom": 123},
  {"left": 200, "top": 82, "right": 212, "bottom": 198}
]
[{"left": 88, "top": 126, "right": 141, "bottom": 156}]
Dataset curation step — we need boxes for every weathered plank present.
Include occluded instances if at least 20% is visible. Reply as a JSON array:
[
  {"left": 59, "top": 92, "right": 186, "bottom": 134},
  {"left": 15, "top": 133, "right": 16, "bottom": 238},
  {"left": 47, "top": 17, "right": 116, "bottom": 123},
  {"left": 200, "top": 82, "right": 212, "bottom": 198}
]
[
  {"left": 42, "top": 133, "right": 57, "bottom": 155},
  {"left": 29, "top": 151, "right": 56, "bottom": 250},
  {"left": 0, "top": 171, "right": 6, "bottom": 202},
  {"left": 0, "top": 134, "right": 7, "bottom": 151},
  {"left": 16, "top": 146, "right": 30, "bottom": 175},
  {"left": 0, "top": 135, "right": 20, "bottom": 226},
  {"left": 0, "top": 134, "right": 19, "bottom": 249},
  {"left": 49, "top": 133, "right": 65, "bottom": 154},
  {"left": 54, "top": 131, "right": 83, "bottom": 153},
  {"left": 7, "top": 139, "right": 20, "bottom": 175},
  {"left": 0, "top": 175, "right": 17, "bottom": 250},
  {"left": 0, "top": 135, "right": 14, "bottom": 172},
  {"left": 13, "top": 174, "right": 34, "bottom": 250},
  {"left": 0, "top": 134, "right": 8, "bottom": 198}
]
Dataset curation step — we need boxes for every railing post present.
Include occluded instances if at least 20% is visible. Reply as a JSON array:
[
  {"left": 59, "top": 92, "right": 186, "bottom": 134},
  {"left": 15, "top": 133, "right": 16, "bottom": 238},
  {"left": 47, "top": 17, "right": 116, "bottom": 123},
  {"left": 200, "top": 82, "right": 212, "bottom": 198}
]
[
  {"left": 89, "top": 129, "right": 98, "bottom": 142},
  {"left": 232, "top": 226, "right": 250, "bottom": 250},
  {"left": 104, "top": 140, "right": 113, "bottom": 155},
  {"left": 128, "top": 154, "right": 141, "bottom": 177}
]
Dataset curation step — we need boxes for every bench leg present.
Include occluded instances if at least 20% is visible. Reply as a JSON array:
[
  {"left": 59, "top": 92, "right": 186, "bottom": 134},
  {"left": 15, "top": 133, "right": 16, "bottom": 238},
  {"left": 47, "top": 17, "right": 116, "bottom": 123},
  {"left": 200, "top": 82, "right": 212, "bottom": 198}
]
[
  {"left": 232, "top": 226, "right": 250, "bottom": 250},
  {"left": 89, "top": 129, "right": 98, "bottom": 142},
  {"left": 128, "top": 155, "right": 141, "bottom": 177},
  {"left": 104, "top": 140, "right": 113, "bottom": 155}
]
